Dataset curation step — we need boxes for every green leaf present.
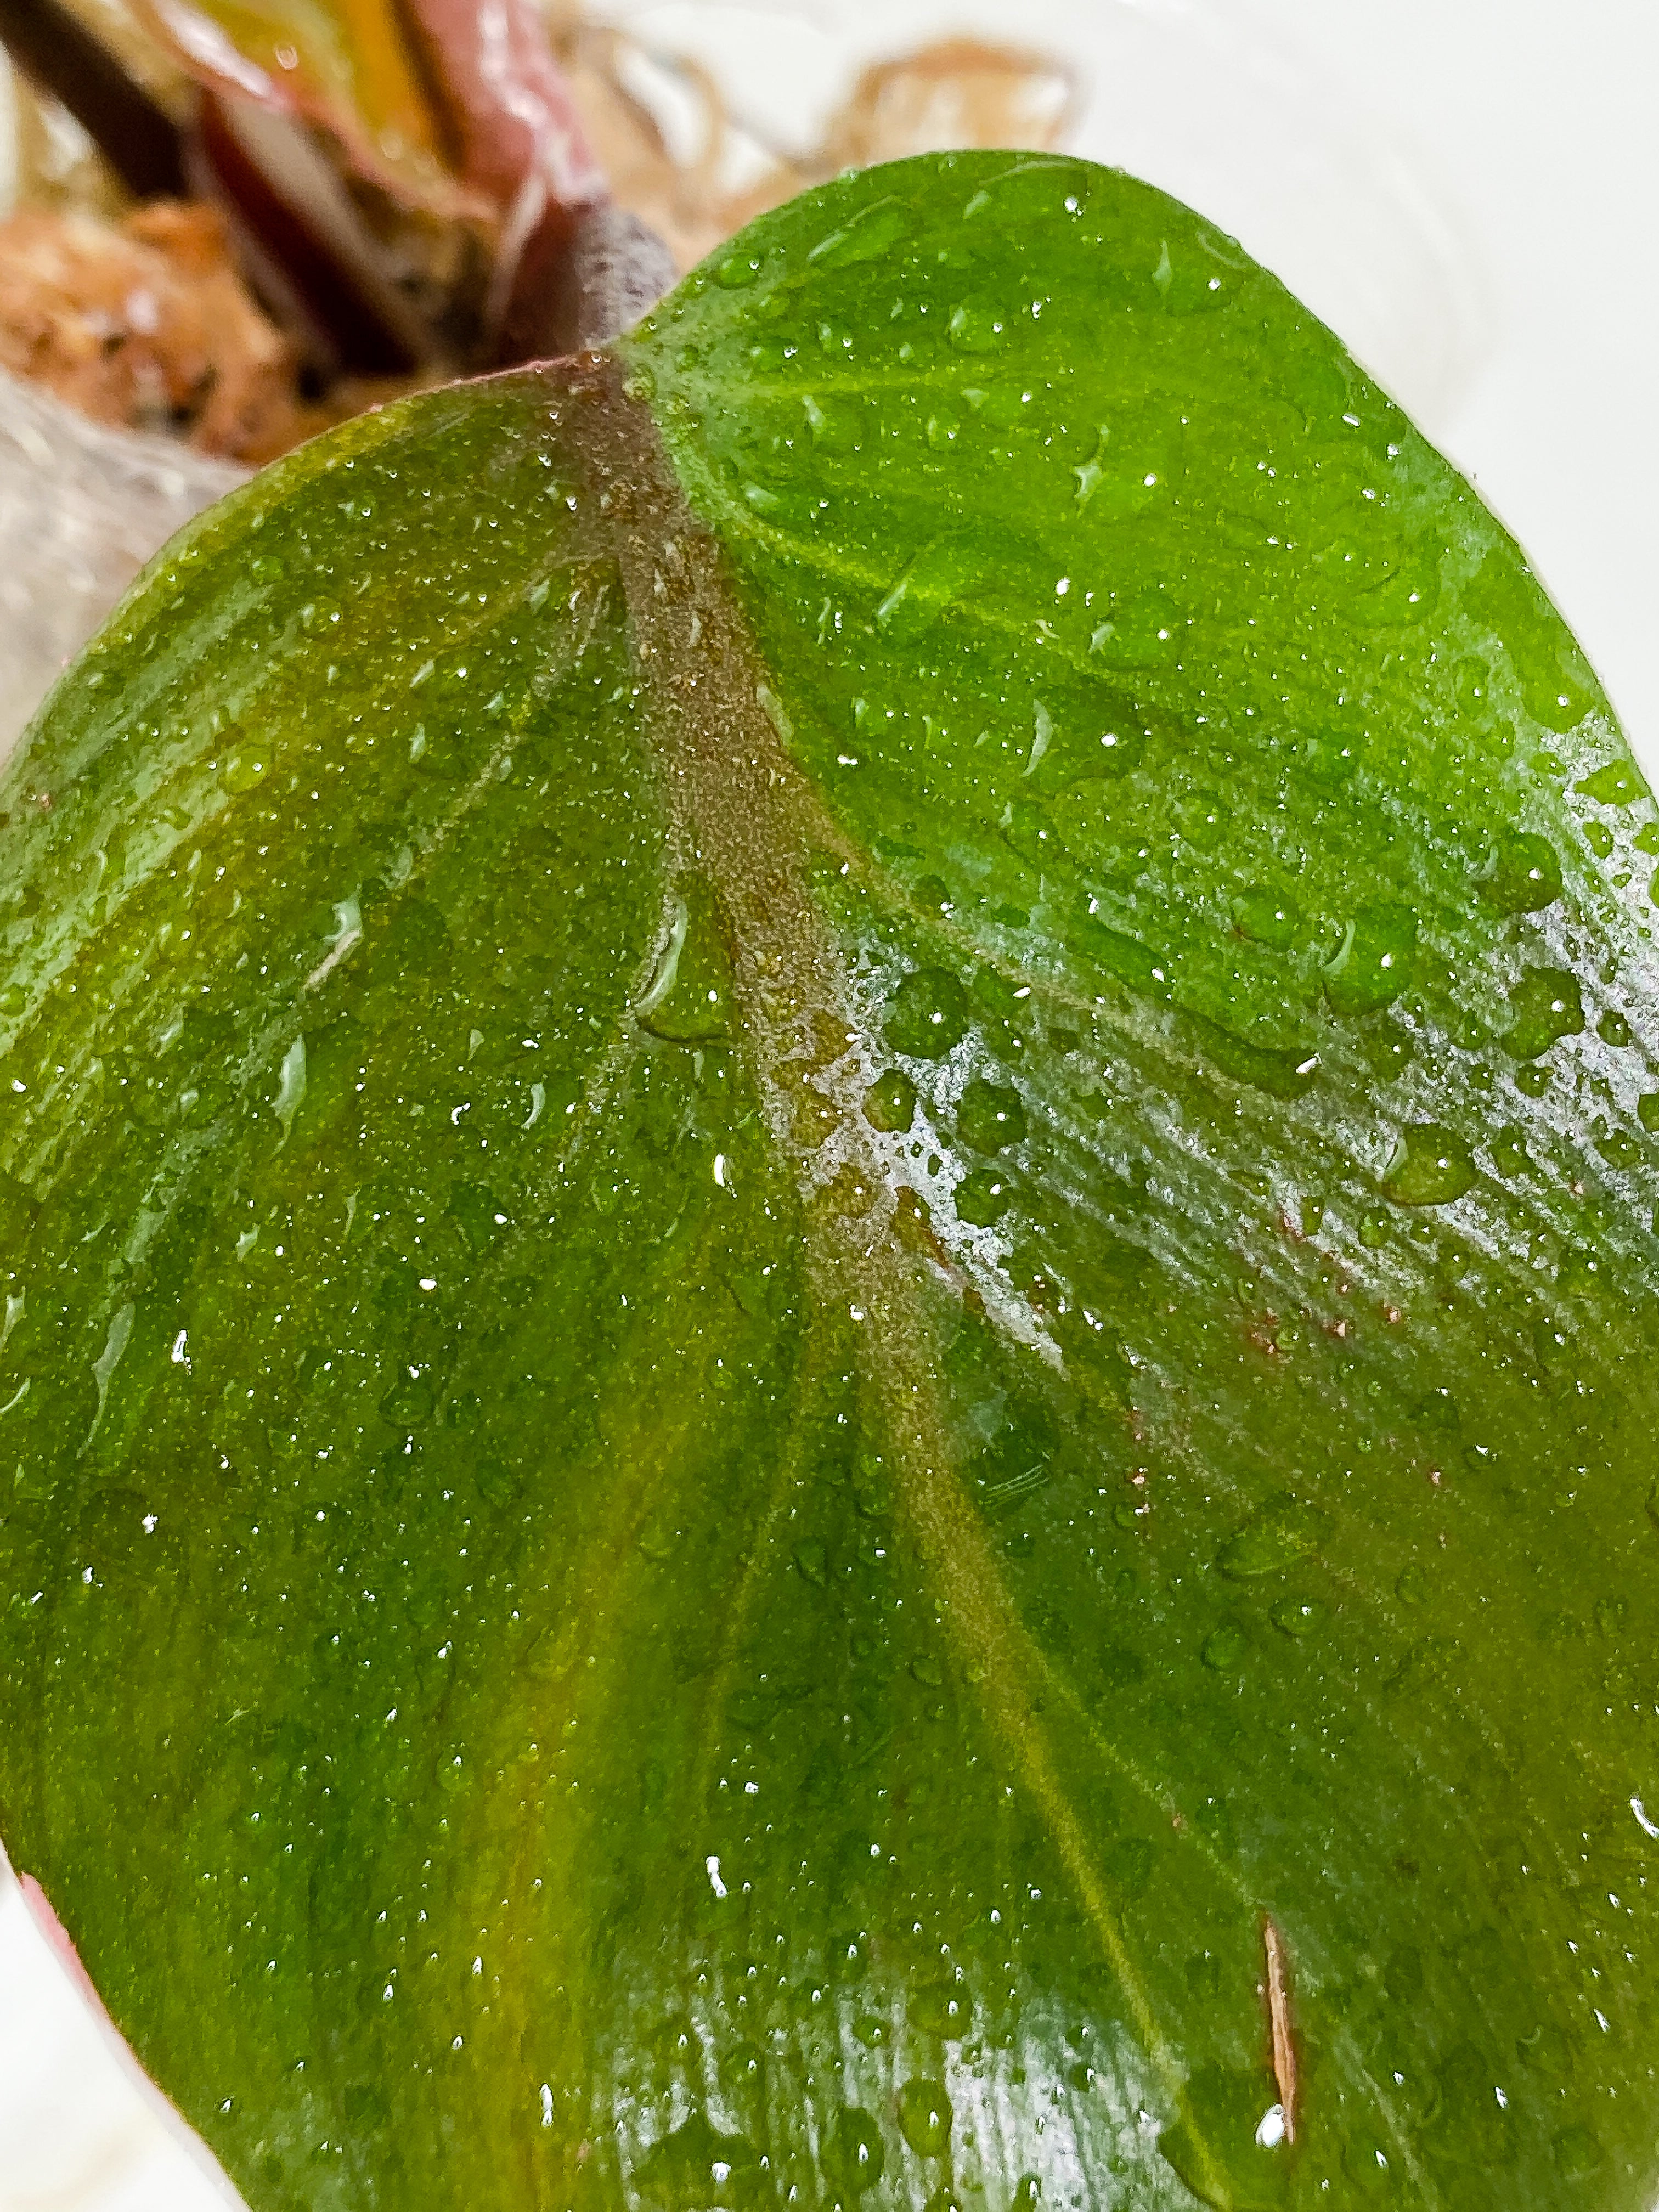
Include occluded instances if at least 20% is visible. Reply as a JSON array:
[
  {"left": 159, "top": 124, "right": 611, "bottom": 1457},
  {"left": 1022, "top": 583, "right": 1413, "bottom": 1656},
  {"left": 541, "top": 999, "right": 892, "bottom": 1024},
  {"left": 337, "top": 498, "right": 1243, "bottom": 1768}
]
[{"left": 3, "top": 150, "right": 1659, "bottom": 2212}]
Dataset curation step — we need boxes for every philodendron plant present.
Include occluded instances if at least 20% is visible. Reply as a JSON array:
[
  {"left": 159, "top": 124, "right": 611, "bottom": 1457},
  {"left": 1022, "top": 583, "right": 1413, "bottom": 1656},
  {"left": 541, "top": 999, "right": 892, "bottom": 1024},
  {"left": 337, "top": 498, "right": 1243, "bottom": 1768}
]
[{"left": 2, "top": 151, "right": 1657, "bottom": 2212}]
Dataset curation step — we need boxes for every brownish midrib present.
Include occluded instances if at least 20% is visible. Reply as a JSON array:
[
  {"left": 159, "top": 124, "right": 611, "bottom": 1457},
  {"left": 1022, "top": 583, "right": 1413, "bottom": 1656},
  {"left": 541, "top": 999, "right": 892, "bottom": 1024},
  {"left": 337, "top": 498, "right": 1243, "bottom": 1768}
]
[{"left": 546, "top": 354, "right": 1238, "bottom": 2198}]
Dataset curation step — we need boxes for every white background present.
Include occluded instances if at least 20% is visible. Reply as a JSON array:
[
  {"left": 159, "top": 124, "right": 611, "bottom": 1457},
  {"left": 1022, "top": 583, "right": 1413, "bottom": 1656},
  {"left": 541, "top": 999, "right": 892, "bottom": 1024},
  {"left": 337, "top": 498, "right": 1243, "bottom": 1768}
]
[
  {"left": 1247, "top": 0, "right": 1659, "bottom": 764},
  {"left": 2, "top": 1, "right": 1657, "bottom": 2204}
]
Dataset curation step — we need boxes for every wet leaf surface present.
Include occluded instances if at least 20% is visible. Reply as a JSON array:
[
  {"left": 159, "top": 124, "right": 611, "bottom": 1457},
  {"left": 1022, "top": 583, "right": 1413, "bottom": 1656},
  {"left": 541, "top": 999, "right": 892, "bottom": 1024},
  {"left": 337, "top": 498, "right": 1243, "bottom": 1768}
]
[{"left": 2, "top": 153, "right": 1658, "bottom": 2210}]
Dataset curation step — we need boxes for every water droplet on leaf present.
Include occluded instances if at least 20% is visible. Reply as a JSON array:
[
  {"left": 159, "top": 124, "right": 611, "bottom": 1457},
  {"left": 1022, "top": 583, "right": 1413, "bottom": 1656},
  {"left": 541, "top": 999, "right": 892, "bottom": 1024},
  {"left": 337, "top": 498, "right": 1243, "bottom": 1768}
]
[
  {"left": 637, "top": 2113, "right": 766, "bottom": 2209},
  {"left": 822, "top": 2108, "right": 885, "bottom": 2196},
  {"left": 1485, "top": 829, "right": 1562, "bottom": 912},
  {"left": 885, "top": 968, "right": 970, "bottom": 1059},
  {"left": 1234, "top": 888, "right": 1301, "bottom": 949},
  {"left": 1218, "top": 1493, "right": 1330, "bottom": 1577},
  {"left": 809, "top": 197, "right": 910, "bottom": 268},
  {"left": 864, "top": 1068, "right": 917, "bottom": 1133},
  {"left": 876, "top": 533, "right": 981, "bottom": 641},
  {"left": 222, "top": 751, "right": 269, "bottom": 795},
  {"left": 1272, "top": 1595, "right": 1326, "bottom": 1637},
  {"left": 1503, "top": 968, "right": 1583, "bottom": 1059},
  {"left": 1382, "top": 1125, "right": 1475, "bottom": 1206},
  {"left": 640, "top": 884, "right": 731, "bottom": 1045},
  {"left": 898, "top": 2078, "right": 953, "bottom": 2157},
  {"left": 955, "top": 1167, "right": 1012, "bottom": 1228},
  {"left": 1324, "top": 903, "right": 1417, "bottom": 1015},
  {"left": 1553, "top": 2125, "right": 1605, "bottom": 2180},
  {"left": 1575, "top": 760, "right": 1647, "bottom": 807},
  {"left": 948, "top": 297, "right": 1008, "bottom": 353},
  {"left": 956, "top": 1079, "right": 1026, "bottom": 1153}
]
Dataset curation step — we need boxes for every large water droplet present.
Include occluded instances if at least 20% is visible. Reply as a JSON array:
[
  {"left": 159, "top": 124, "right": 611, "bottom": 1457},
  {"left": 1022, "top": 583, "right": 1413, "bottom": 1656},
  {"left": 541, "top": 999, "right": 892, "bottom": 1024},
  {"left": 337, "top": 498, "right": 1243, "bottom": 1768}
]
[
  {"left": 897, "top": 2078, "right": 953, "bottom": 2158},
  {"left": 809, "top": 197, "right": 910, "bottom": 269},
  {"left": 885, "top": 968, "right": 970, "bottom": 1059},
  {"left": 1088, "top": 585, "right": 1179, "bottom": 669},
  {"left": 1271, "top": 1595, "right": 1326, "bottom": 1638},
  {"left": 1233, "top": 888, "right": 1302, "bottom": 949},
  {"left": 1396, "top": 1564, "right": 1430, "bottom": 1605},
  {"left": 802, "top": 393, "right": 855, "bottom": 452},
  {"left": 947, "top": 297, "right": 1008, "bottom": 353},
  {"left": 956, "top": 1079, "right": 1027, "bottom": 1153},
  {"left": 955, "top": 1166, "right": 1012, "bottom": 1228},
  {"left": 1324, "top": 902, "right": 1417, "bottom": 1015},
  {"left": 1553, "top": 2125, "right": 1605, "bottom": 2180},
  {"left": 1218, "top": 1493, "right": 1330, "bottom": 1577},
  {"left": 1485, "top": 830, "right": 1562, "bottom": 913},
  {"left": 639, "top": 883, "right": 731, "bottom": 1045},
  {"left": 876, "top": 533, "right": 981, "bottom": 642},
  {"left": 962, "top": 155, "right": 1094, "bottom": 229},
  {"left": 910, "top": 1974, "right": 972, "bottom": 2039},
  {"left": 1574, "top": 759, "right": 1647, "bottom": 807},
  {"left": 636, "top": 2112, "right": 765, "bottom": 2208},
  {"left": 222, "top": 749, "right": 270, "bottom": 795},
  {"left": 1382, "top": 1125, "right": 1475, "bottom": 1206},
  {"left": 1487, "top": 1124, "right": 1529, "bottom": 1176},
  {"left": 822, "top": 2107, "right": 885, "bottom": 2196},
  {"left": 1502, "top": 967, "right": 1583, "bottom": 1060},
  {"left": 863, "top": 1068, "right": 917, "bottom": 1134},
  {"left": 1153, "top": 229, "right": 1242, "bottom": 314}
]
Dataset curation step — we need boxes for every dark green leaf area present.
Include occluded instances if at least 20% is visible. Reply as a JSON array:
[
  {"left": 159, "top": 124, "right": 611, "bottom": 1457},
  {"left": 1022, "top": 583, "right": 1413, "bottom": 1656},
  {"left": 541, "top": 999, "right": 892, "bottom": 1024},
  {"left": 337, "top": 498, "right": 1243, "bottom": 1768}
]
[
  {"left": 633, "top": 154, "right": 1659, "bottom": 2211},
  {"left": 2, "top": 154, "right": 1659, "bottom": 2212},
  {"left": 633, "top": 149, "right": 1655, "bottom": 1151}
]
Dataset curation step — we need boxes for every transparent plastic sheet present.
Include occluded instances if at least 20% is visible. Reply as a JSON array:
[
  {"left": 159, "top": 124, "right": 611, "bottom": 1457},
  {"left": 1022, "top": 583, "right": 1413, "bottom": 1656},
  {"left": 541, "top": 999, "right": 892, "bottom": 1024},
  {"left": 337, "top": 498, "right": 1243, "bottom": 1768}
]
[{"left": 0, "top": 366, "right": 244, "bottom": 765}]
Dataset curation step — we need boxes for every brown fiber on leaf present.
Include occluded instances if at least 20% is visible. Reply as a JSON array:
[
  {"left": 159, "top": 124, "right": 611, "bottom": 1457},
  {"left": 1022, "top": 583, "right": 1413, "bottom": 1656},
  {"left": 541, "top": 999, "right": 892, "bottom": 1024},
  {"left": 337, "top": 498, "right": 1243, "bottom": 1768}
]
[{"left": 1264, "top": 1915, "right": 1299, "bottom": 2142}]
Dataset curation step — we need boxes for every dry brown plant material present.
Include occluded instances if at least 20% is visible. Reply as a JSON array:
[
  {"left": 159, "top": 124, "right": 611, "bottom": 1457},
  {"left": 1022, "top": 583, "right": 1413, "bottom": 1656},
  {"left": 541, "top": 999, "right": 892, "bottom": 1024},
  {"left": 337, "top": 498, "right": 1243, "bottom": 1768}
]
[
  {"left": 554, "top": 23, "right": 732, "bottom": 273},
  {"left": 0, "top": 14, "right": 1076, "bottom": 455},
  {"left": 548, "top": 23, "right": 1079, "bottom": 274},
  {"left": 820, "top": 39, "right": 1077, "bottom": 172},
  {"left": 0, "top": 198, "right": 300, "bottom": 458}
]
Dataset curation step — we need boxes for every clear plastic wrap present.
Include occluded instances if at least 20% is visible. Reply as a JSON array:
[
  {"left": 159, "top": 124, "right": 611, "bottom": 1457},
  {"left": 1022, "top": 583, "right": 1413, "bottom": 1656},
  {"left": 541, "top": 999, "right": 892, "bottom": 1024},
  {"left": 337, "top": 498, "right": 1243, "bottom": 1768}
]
[{"left": 0, "top": 366, "right": 243, "bottom": 766}]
